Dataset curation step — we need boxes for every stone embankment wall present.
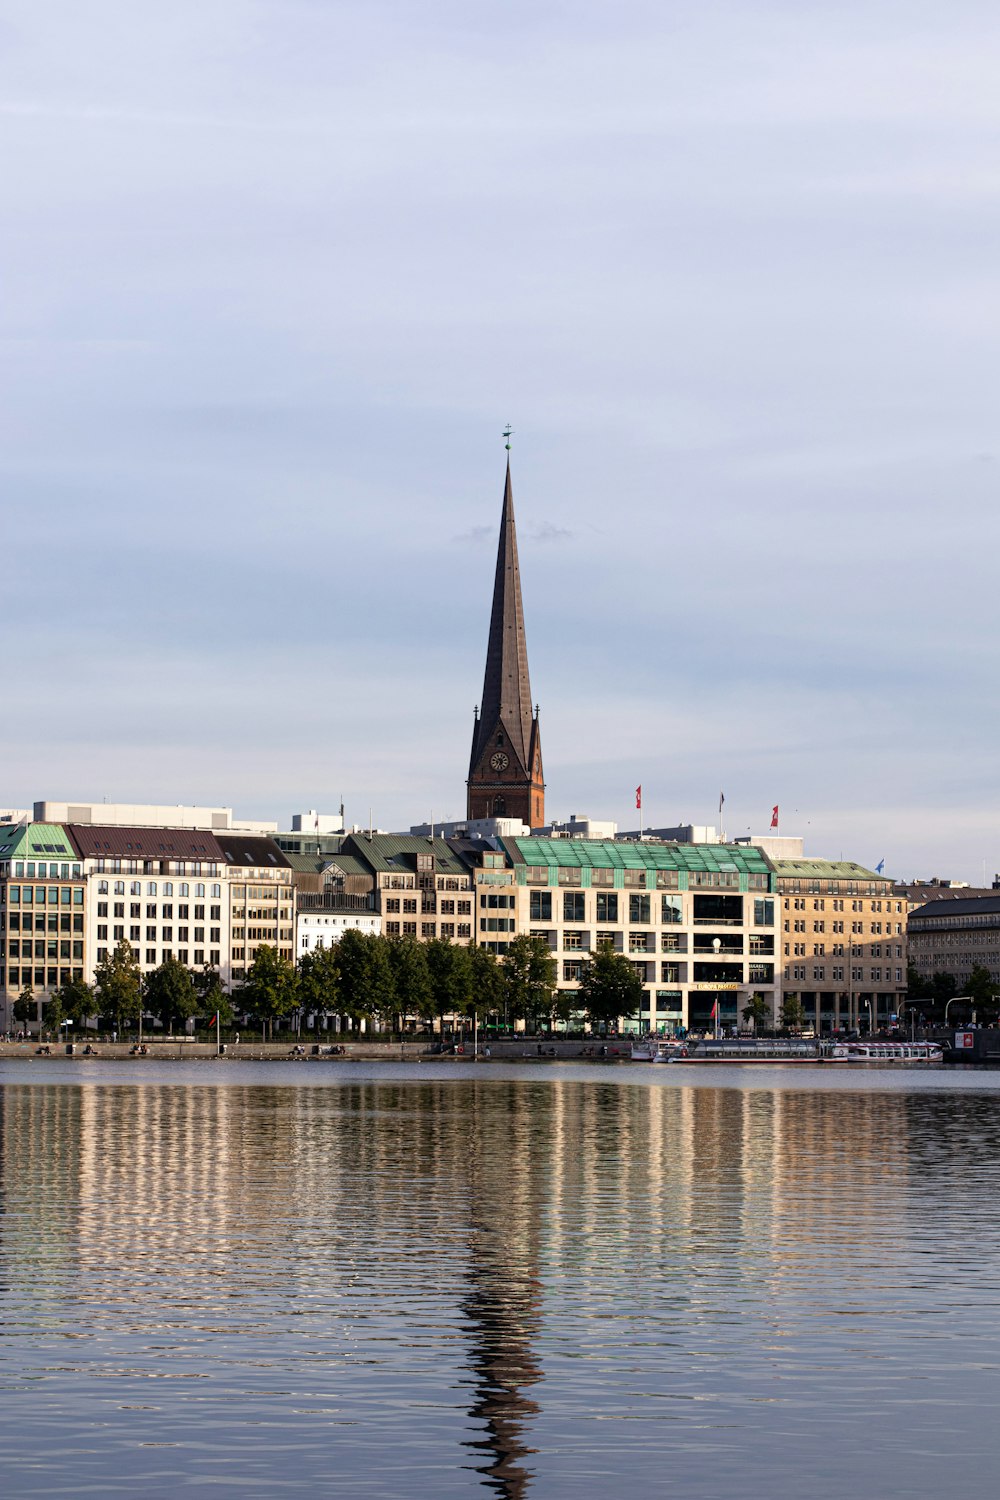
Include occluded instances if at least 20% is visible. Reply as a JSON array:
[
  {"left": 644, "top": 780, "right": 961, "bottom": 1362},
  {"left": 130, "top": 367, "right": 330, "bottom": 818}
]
[{"left": 0, "top": 1039, "right": 629, "bottom": 1063}]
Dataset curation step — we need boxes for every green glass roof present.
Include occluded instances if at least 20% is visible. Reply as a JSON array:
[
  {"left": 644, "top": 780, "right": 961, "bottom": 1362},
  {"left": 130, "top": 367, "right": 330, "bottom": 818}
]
[
  {"left": 772, "top": 858, "right": 884, "bottom": 880},
  {"left": 0, "top": 822, "right": 79, "bottom": 860},
  {"left": 506, "top": 837, "right": 770, "bottom": 874}
]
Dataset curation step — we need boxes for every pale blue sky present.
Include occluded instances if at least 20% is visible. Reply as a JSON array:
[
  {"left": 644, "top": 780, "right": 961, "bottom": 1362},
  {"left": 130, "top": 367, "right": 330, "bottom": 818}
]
[{"left": 3, "top": 1, "right": 998, "bottom": 880}]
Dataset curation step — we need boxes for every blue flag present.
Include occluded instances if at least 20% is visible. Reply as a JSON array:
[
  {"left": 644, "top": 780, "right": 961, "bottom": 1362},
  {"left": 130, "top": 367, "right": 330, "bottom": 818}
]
[{"left": 875, "top": 859, "right": 885, "bottom": 874}]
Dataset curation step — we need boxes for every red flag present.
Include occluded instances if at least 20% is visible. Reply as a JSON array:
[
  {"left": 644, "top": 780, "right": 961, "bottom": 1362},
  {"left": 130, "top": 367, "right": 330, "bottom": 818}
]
[
  {"left": 770, "top": 804, "right": 779, "bottom": 829},
  {"left": 635, "top": 785, "right": 642, "bottom": 810},
  {"left": 208, "top": 1014, "right": 216, "bottom": 1027},
  {"left": 710, "top": 999, "right": 718, "bottom": 1019}
]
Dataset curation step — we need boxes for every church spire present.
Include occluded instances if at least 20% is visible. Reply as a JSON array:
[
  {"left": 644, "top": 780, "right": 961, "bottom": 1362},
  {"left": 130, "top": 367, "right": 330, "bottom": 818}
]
[{"left": 467, "top": 451, "right": 545, "bottom": 827}]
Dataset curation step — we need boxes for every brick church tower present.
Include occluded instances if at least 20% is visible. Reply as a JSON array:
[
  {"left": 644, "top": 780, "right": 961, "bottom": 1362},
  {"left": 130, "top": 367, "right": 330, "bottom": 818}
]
[{"left": 467, "top": 459, "right": 545, "bottom": 828}]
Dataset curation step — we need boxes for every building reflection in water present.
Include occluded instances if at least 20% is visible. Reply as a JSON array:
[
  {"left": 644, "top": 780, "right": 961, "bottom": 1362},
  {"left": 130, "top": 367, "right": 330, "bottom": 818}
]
[{"left": 2, "top": 1072, "right": 989, "bottom": 1499}]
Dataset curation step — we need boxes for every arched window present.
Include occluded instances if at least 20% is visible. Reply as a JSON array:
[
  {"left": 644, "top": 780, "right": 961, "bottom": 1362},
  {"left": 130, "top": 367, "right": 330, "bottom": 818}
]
[{"left": 493, "top": 796, "right": 506, "bottom": 816}]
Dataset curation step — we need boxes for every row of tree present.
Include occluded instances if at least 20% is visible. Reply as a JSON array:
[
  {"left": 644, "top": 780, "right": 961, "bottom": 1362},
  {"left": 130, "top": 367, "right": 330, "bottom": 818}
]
[{"left": 19, "top": 933, "right": 661, "bottom": 1037}]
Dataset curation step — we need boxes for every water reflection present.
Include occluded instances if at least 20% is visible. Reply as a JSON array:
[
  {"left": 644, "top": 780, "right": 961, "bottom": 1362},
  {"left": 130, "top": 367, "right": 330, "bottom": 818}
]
[{"left": 1, "top": 1072, "right": 1000, "bottom": 1498}]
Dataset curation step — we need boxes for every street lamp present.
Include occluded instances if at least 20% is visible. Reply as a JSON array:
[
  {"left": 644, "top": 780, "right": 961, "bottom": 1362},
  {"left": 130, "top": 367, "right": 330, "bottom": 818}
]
[
  {"left": 945, "top": 995, "right": 972, "bottom": 1027},
  {"left": 712, "top": 938, "right": 722, "bottom": 1038}
]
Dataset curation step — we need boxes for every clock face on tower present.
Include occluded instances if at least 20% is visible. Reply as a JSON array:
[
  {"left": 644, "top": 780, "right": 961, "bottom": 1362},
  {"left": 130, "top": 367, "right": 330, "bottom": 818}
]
[{"left": 490, "top": 751, "right": 510, "bottom": 772}]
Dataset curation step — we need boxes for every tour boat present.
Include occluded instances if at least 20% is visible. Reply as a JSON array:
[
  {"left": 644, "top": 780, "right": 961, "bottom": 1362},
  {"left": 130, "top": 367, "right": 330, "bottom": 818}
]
[
  {"left": 843, "top": 1040, "right": 944, "bottom": 1064},
  {"left": 671, "top": 1039, "right": 848, "bottom": 1063}
]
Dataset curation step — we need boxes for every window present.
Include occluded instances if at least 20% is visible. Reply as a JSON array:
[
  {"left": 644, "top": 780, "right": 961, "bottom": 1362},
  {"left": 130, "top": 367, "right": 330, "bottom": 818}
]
[
  {"left": 457, "top": 901, "right": 471, "bottom": 915},
  {"left": 596, "top": 892, "right": 618, "bottom": 923},
  {"left": 753, "top": 898, "right": 774, "bottom": 927},
  {"left": 97, "top": 902, "right": 108, "bottom": 918},
  {"left": 97, "top": 924, "right": 108, "bottom": 941},
  {"left": 629, "top": 894, "right": 650, "bottom": 924},
  {"left": 564, "top": 930, "right": 585, "bottom": 950},
  {"left": 563, "top": 892, "right": 585, "bottom": 922},
  {"left": 403, "top": 899, "right": 417, "bottom": 914},
  {"left": 422, "top": 922, "right": 436, "bottom": 938},
  {"left": 661, "top": 894, "right": 682, "bottom": 925},
  {"left": 562, "top": 960, "right": 583, "bottom": 982},
  {"left": 385, "top": 921, "right": 400, "bottom": 936}
]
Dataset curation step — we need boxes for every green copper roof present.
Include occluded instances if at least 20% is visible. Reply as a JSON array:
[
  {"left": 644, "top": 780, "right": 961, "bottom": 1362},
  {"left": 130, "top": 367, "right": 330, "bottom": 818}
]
[
  {"left": 0, "top": 822, "right": 79, "bottom": 860},
  {"left": 343, "top": 834, "right": 472, "bottom": 877},
  {"left": 505, "top": 837, "right": 770, "bottom": 874},
  {"left": 771, "top": 859, "right": 884, "bottom": 880}
]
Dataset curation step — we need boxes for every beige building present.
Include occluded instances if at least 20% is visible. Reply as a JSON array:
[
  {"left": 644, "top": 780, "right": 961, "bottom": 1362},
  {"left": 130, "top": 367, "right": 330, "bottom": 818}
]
[
  {"left": 488, "top": 836, "right": 779, "bottom": 1034},
  {"left": 772, "top": 859, "right": 906, "bottom": 1032},
  {"left": 347, "top": 835, "right": 475, "bottom": 943},
  {"left": 214, "top": 834, "right": 295, "bottom": 985}
]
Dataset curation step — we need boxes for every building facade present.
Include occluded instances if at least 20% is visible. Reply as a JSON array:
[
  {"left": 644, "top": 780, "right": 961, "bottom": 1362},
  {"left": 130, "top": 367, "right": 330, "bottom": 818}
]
[
  {"left": 772, "top": 859, "right": 906, "bottom": 1031},
  {"left": 0, "top": 823, "right": 87, "bottom": 1029},
  {"left": 487, "top": 836, "right": 779, "bottom": 1033},
  {"left": 907, "top": 895, "right": 1000, "bottom": 990}
]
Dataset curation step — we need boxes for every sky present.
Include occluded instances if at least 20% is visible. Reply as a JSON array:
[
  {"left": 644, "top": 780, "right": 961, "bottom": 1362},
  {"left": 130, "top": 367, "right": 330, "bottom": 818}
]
[{"left": 3, "top": 1, "right": 999, "bottom": 881}]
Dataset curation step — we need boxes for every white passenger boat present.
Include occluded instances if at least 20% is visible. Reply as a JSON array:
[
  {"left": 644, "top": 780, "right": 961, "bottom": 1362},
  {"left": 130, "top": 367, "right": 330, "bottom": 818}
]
[
  {"left": 844, "top": 1041, "right": 944, "bottom": 1064},
  {"left": 630, "top": 1039, "right": 684, "bottom": 1062}
]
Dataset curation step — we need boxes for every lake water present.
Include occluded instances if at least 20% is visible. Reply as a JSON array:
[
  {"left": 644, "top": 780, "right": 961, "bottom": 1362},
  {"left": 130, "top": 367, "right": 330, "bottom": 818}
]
[{"left": 1, "top": 1060, "right": 999, "bottom": 1498}]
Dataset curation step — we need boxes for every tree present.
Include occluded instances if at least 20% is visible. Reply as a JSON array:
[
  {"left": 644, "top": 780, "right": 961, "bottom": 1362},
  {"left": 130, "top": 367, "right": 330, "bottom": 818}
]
[
  {"left": 14, "top": 982, "right": 34, "bottom": 1031},
  {"left": 425, "top": 938, "right": 472, "bottom": 1033},
  {"left": 386, "top": 936, "right": 433, "bottom": 1031},
  {"left": 742, "top": 993, "right": 772, "bottom": 1032},
  {"left": 966, "top": 965, "right": 999, "bottom": 1016},
  {"left": 335, "top": 930, "right": 395, "bottom": 1030},
  {"left": 907, "top": 964, "right": 933, "bottom": 1001},
  {"left": 57, "top": 976, "right": 96, "bottom": 1028},
  {"left": 198, "top": 965, "right": 234, "bottom": 1033},
  {"left": 576, "top": 948, "right": 641, "bottom": 1033},
  {"left": 779, "top": 995, "right": 805, "bottom": 1032},
  {"left": 43, "top": 992, "right": 65, "bottom": 1037},
  {"left": 465, "top": 944, "right": 503, "bottom": 1025},
  {"left": 240, "top": 945, "right": 298, "bottom": 1039},
  {"left": 94, "top": 940, "right": 143, "bottom": 1034},
  {"left": 297, "top": 945, "right": 340, "bottom": 1028},
  {"left": 145, "top": 957, "right": 198, "bottom": 1033},
  {"left": 502, "top": 935, "right": 558, "bottom": 1031}
]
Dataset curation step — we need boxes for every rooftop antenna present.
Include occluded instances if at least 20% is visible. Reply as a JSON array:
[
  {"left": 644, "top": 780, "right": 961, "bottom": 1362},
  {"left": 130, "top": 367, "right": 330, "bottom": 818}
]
[{"left": 368, "top": 807, "right": 373, "bottom": 841}]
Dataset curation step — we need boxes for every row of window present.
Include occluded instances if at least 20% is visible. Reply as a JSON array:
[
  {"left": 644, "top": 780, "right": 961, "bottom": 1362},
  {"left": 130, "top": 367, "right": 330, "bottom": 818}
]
[
  {"left": 786, "top": 943, "right": 904, "bottom": 958},
  {"left": 6, "top": 941, "right": 84, "bottom": 960},
  {"left": 5, "top": 967, "right": 84, "bottom": 989},
  {"left": 5, "top": 914, "right": 84, "bottom": 933},
  {"left": 9, "top": 862, "right": 82, "bottom": 879},
  {"left": 787, "top": 966, "right": 905, "bottom": 982},
  {"left": 525, "top": 866, "right": 770, "bottom": 891},
  {"left": 384, "top": 898, "right": 472, "bottom": 915},
  {"left": 97, "top": 881, "right": 222, "bottom": 898},
  {"left": 7, "top": 886, "right": 84, "bottom": 906},
  {"left": 96, "top": 925, "right": 220, "bottom": 944},
  {"left": 383, "top": 922, "right": 472, "bottom": 939}
]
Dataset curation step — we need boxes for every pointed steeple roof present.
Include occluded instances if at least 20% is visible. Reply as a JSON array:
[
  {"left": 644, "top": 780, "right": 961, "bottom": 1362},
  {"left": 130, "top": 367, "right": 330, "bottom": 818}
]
[{"left": 472, "top": 459, "right": 535, "bottom": 772}]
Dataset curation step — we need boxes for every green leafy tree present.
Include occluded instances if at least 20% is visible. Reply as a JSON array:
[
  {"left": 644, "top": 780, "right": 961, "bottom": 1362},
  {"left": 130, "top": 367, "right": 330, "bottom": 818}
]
[
  {"left": 195, "top": 964, "right": 233, "bottom": 1027},
  {"left": 906, "top": 964, "right": 932, "bottom": 1001},
  {"left": 57, "top": 976, "right": 96, "bottom": 1027},
  {"left": 297, "top": 945, "right": 340, "bottom": 1031},
  {"left": 94, "top": 940, "right": 143, "bottom": 1034},
  {"left": 575, "top": 947, "right": 641, "bottom": 1033},
  {"left": 145, "top": 957, "right": 198, "bottom": 1033},
  {"left": 14, "top": 982, "right": 34, "bottom": 1031},
  {"left": 43, "top": 991, "right": 65, "bottom": 1037},
  {"left": 502, "top": 935, "right": 558, "bottom": 1031},
  {"left": 425, "top": 938, "right": 472, "bottom": 1034},
  {"left": 335, "top": 930, "right": 396, "bottom": 1031},
  {"left": 465, "top": 944, "right": 503, "bottom": 1025},
  {"left": 779, "top": 995, "right": 805, "bottom": 1031},
  {"left": 386, "top": 936, "right": 433, "bottom": 1031},
  {"left": 742, "top": 993, "right": 772, "bottom": 1032},
  {"left": 930, "top": 972, "right": 958, "bottom": 1009},
  {"left": 240, "top": 944, "right": 298, "bottom": 1039},
  {"left": 966, "top": 965, "right": 1000, "bottom": 1016}
]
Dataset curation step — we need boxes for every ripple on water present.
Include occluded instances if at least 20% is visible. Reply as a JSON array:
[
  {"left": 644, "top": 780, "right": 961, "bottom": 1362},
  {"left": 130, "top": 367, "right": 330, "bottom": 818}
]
[{"left": 1, "top": 1068, "right": 999, "bottom": 1497}]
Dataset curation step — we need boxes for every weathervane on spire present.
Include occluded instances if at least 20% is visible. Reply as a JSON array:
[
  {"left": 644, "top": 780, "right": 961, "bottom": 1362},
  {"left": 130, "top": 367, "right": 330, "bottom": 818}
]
[{"left": 503, "top": 424, "right": 513, "bottom": 451}]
